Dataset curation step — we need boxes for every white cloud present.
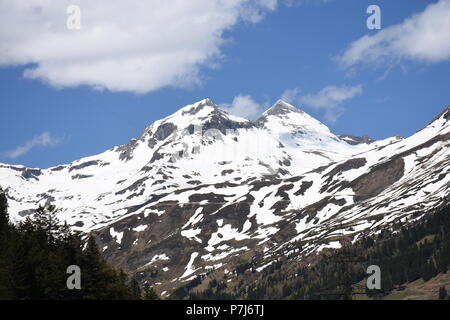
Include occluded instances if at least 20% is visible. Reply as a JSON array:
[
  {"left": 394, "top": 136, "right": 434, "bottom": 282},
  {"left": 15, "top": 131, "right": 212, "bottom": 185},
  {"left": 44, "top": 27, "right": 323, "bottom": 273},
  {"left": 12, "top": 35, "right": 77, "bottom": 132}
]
[
  {"left": 2, "top": 132, "right": 63, "bottom": 159},
  {"left": 280, "top": 88, "right": 301, "bottom": 104},
  {"left": 298, "top": 85, "right": 363, "bottom": 123},
  {"left": 339, "top": 0, "right": 450, "bottom": 69},
  {"left": 284, "top": 0, "right": 334, "bottom": 7},
  {"left": 221, "top": 94, "right": 264, "bottom": 120},
  {"left": 222, "top": 84, "right": 360, "bottom": 123},
  {"left": 0, "top": 0, "right": 277, "bottom": 94}
]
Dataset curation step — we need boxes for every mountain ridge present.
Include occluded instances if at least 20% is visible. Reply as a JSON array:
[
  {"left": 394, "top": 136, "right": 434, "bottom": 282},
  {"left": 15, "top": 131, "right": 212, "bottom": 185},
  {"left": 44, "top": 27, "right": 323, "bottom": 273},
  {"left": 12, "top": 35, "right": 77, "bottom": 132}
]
[{"left": 0, "top": 100, "right": 449, "bottom": 297}]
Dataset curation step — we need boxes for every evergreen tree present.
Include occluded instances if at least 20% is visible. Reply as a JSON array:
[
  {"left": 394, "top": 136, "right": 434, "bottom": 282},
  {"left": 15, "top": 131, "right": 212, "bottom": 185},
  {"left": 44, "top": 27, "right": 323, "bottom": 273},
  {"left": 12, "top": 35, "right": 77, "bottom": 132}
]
[
  {"left": 129, "top": 277, "right": 142, "bottom": 299},
  {"left": 81, "top": 236, "right": 111, "bottom": 299},
  {"left": 0, "top": 194, "right": 143, "bottom": 300},
  {"left": 32, "top": 204, "right": 62, "bottom": 246},
  {"left": 438, "top": 286, "right": 447, "bottom": 300},
  {"left": 143, "top": 283, "right": 160, "bottom": 300},
  {"left": 0, "top": 187, "right": 14, "bottom": 298},
  {"left": 0, "top": 187, "right": 8, "bottom": 227}
]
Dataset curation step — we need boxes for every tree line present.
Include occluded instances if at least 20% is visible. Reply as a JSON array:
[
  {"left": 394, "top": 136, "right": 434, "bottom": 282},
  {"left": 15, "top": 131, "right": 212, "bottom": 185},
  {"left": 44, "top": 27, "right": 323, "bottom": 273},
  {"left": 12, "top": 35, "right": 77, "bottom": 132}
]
[{"left": 0, "top": 187, "right": 158, "bottom": 300}]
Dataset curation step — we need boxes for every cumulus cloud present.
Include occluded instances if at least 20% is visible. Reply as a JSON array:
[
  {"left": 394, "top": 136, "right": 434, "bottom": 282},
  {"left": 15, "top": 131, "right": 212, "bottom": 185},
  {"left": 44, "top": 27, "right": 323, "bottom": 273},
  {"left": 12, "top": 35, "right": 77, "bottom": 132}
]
[
  {"left": 221, "top": 94, "right": 264, "bottom": 120},
  {"left": 1, "top": 132, "right": 63, "bottom": 159},
  {"left": 0, "top": 0, "right": 277, "bottom": 94},
  {"left": 282, "top": 85, "right": 362, "bottom": 123},
  {"left": 284, "top": 0, "right": 334, "bottom": 6},
  {"left": 338, "top": 0, "right": 450, "bottom": 69},
  {"left": 280, "top": 88, "right": 301, "bottom": 104},
  {"left": 300, "top": 85, "right": 363, "bottom": 122},
  {"left": 222, "top": 84, "right": 361, "bottom": 123}
]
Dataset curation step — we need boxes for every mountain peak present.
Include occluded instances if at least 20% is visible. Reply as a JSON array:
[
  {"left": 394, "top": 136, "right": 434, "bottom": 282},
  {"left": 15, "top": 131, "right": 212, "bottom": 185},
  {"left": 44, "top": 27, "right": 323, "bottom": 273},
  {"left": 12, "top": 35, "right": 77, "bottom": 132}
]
[
  {"left": 175, "top": 98, "right": 251, "bottom": 126},
  {"left": 263, "top": 100, "right": 302, "bottom": 117},
  {"left": 254, "top": 100, "right": 344, "bottom": 145},
  {"left": 256, "top": 100, "right": 328, "bottom": 131},
  {"left": 178, "top": 98, "right": 217, "bottom": 116}
]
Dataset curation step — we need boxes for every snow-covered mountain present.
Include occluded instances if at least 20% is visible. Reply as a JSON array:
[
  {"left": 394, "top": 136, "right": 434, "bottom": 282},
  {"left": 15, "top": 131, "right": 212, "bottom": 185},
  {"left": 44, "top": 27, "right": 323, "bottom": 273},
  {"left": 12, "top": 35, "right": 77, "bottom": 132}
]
[
  {"left": 1, "top": 99, "right": 449, "bottom": 297},
  {"left": 0, "top": 99, "right": 368, "bottom": 231}
]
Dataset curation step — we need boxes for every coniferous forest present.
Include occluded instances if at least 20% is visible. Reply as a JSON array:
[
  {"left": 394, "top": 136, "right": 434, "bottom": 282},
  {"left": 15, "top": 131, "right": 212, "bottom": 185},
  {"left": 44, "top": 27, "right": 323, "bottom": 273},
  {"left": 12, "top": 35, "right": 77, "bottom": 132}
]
[{"left": 0, "top": 187, "right": 158, "bottom": 300}]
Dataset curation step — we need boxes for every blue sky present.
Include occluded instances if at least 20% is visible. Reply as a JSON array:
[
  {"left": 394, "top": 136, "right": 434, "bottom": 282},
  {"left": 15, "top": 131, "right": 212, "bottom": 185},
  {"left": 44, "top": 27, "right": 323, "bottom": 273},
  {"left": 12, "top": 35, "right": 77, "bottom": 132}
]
[{"left": 1, "top": 0, "right": 449, "bottom": 168}]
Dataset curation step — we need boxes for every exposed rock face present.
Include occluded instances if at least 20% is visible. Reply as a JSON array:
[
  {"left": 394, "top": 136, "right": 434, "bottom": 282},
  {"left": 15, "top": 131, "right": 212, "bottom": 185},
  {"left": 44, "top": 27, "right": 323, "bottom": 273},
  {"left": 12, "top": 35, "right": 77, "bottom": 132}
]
[
  {"left": 0, "top": 99, "right": 449, "bottom": 297},
  {"left": 181, "top": 98, "right": 215, "bottom": 116},
  {"left": 117, "top": 139, "right": 139, "bottom": 161},
  {"left": 339, "top": 134, "right": 374, "bottom": 145},
  {"left": 325, "top": 158, "right": 367, "bottom": 178},
  {"left": 21, "top": 168, "right": 42, "bottom": 180},
  {"left": 351, "top": 157, "right": 405, "bottom": 201},
  {"left": 69, "top": 160, "right": 100, "bottom": 172},
  {"left": 194, "top": 112, "right": 254, "bottom": 135},
  {"left": 154, "top": 122, "right": 177, "bottom": 141},
  {"left": 443, "top": 108, "right": 450, "bottom": 120}
]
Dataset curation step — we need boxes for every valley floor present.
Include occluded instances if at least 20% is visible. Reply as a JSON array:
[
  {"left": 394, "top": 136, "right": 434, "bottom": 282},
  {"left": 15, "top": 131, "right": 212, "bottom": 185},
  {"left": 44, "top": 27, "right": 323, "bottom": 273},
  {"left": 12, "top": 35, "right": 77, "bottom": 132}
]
[{"left": 382, "top": 272, "right": 450, "bottom": 300}]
